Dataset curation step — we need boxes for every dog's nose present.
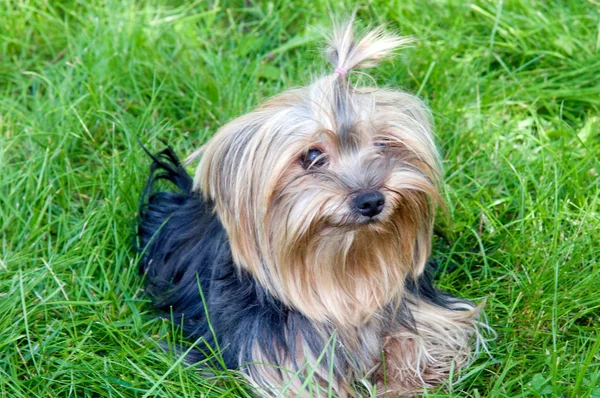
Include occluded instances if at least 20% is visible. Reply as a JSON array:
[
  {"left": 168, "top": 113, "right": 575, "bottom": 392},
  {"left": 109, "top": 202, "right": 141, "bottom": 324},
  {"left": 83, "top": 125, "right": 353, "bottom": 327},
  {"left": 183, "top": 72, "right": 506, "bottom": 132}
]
[{"left": 353, "top": 191, "right": 385, "bottom": 218}]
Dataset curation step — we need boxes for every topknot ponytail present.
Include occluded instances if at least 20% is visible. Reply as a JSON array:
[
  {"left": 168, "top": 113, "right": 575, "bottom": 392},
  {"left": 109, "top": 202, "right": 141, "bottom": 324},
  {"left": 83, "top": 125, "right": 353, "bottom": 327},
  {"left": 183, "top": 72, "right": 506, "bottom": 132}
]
[{"left": 325, "top": 17, "right": 412, "bottom": 78}]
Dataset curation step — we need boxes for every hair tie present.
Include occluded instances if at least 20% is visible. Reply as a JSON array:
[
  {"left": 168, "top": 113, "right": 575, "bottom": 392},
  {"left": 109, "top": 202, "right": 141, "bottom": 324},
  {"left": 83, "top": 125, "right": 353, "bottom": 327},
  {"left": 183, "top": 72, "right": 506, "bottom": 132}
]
[{"left": 334, "top": 67, "right": 348, "bottom": 76}]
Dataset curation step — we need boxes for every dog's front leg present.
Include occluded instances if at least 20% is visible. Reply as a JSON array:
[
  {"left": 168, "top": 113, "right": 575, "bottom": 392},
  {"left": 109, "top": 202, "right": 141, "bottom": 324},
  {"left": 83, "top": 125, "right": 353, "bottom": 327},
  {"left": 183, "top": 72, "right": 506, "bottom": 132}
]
[{"left": 376, "top": 300, "right": 481, "bottom": 396}]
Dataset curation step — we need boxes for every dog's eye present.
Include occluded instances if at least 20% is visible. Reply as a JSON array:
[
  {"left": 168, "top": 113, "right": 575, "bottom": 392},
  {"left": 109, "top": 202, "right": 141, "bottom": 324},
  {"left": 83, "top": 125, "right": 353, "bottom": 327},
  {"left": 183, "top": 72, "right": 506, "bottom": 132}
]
[{"left": 300, "top": 148, "right": 327, "bottom": 169}]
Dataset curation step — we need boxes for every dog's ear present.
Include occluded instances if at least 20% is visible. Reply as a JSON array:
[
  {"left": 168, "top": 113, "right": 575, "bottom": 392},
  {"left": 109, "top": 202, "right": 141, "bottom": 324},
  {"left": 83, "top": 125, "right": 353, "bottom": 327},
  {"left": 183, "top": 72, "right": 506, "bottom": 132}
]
[
  {"left": 193, "top": 114, "right": 263, "bottom": 201},
  {"left": 186, "top": 111, "right": 271, "bottom": 287}
]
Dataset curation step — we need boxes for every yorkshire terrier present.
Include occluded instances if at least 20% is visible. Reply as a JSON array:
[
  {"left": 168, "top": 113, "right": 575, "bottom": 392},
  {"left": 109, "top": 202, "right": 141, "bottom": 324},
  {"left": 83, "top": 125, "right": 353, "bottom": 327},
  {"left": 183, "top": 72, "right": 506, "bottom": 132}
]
[{"left": 137, "top": 19, "right": 485, "bottom": 397}]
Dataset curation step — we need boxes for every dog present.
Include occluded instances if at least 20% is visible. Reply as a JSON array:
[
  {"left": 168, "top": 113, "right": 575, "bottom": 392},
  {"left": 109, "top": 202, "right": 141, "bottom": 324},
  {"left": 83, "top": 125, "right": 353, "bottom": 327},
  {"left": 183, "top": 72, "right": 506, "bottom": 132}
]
[{"left": 137, "top": 18, "right": 485, "bottom": 397}]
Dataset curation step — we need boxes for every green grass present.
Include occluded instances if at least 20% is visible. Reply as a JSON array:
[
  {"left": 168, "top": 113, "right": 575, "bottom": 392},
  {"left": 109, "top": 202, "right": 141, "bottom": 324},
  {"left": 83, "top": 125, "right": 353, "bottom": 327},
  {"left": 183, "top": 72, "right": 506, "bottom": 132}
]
[{"left": 1, "top": 0, "right": 599, "bottom": 396}]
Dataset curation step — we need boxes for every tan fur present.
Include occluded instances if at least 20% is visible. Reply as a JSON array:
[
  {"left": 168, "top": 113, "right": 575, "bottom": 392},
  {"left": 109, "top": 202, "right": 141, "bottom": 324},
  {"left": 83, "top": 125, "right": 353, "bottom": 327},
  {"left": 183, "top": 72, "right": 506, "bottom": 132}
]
[
  {"left": 243, "top": 319, "right": 384, "bottom": 397},
  {"left": 244, "top": 334, "right": 347, "bottom": 398},
  {"left": 186, "top": 17, "right": 488, "bottom": 397},
  {"left": 377, "top": 299, "right": 483, "bottom": 396},
  {"left": 193, "top": 74, "right": 440, "bottom": 328}
]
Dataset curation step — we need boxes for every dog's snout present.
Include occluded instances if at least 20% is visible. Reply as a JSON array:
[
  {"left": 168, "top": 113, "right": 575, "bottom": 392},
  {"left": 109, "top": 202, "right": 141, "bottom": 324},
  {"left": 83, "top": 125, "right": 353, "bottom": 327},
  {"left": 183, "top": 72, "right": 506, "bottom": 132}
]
[{"left": 353, "top": 191, "right": 385, "bottom": 217}]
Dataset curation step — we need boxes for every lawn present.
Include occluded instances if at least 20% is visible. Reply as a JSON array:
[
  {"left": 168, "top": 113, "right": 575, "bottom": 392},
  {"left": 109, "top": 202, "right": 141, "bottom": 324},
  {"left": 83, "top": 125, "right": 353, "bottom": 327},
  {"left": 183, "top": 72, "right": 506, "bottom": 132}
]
[{"left": 1, "top": 0, "right": 599, "bottom": 396}]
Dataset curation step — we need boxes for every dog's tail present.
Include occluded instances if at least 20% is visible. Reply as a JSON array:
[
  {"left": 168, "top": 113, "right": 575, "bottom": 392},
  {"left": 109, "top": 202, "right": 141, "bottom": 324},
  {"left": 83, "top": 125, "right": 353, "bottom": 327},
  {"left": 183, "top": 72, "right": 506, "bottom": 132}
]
[
  {"left": 136, "top": 144, "right": 230, "bottom": 313},
  {"left": 136, "top": 146, "right": 213, "bottom": 305},
  {"left": 138, "top": 145, "right": 193, "bottom": 206},
  {"left": 137, "top": 146, "right": 193, "bottom": 271}
]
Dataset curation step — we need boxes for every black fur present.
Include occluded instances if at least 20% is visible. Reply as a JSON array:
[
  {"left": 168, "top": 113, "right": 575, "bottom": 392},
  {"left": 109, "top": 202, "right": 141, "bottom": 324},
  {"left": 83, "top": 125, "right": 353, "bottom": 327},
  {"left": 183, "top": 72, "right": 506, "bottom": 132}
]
[{"left": 136, "top": 147, "right": 462, "bottom": 381}]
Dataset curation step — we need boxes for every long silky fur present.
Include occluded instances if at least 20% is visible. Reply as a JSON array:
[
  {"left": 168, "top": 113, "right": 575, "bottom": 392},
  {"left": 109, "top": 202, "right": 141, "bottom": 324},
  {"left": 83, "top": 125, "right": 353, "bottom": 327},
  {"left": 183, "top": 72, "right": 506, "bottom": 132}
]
[
  {"left": 137, "top": 17, "right": 487, "bottom": 397},
  {"left": 137, "top": 149, "right": 482, "bottom": 397}
]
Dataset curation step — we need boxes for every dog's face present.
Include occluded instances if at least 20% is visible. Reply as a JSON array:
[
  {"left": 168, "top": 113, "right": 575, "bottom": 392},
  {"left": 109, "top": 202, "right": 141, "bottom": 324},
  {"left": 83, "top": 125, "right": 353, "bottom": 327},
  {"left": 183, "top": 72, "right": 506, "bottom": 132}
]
[{"left": 192, "top": 31, "right": 442, "bottom": 326}]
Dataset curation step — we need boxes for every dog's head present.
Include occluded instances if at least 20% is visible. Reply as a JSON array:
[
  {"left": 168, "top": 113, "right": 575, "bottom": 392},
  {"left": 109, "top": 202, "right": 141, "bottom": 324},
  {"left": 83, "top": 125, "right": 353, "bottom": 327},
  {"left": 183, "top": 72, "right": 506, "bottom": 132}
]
[{"left": 191, "top": 19, "right": 442, "bottom": 326}]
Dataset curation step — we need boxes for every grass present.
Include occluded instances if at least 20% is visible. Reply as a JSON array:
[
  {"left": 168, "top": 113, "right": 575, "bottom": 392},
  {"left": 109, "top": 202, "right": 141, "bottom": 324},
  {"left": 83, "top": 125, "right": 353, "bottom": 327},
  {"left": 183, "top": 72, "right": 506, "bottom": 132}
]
[{"left": 1, "top": 0, "right": 599, "bottom": 396}]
